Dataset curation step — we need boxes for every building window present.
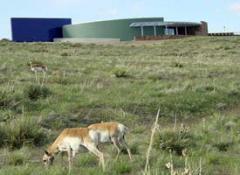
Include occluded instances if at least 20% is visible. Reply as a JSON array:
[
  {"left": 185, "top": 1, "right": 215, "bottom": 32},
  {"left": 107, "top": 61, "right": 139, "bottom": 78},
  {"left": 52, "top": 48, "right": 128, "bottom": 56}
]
[{"left": 165, "top": 28, "right": 175, "bottom": 35}]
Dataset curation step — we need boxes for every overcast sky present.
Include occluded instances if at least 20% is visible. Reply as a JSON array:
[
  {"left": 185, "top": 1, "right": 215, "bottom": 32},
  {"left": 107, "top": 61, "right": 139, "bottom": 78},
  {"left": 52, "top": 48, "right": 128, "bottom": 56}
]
[{"left": 1, "top": 0, "right": 240, "bottom": 39}]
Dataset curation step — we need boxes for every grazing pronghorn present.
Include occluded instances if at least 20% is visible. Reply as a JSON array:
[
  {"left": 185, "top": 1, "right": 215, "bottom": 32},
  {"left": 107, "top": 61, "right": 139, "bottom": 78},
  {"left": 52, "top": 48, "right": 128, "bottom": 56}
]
[
  {"left": 27, "top": 61, "right": 47, "bottom": 85},
  {"left": 42, "top": 122, "right": 132, "bottom": 171},
  {"left": 88, "top": 122, "right": 132, "bottom": 160},
  {"left": 42, "top": 127, "right": 105, "bottom": 171}
]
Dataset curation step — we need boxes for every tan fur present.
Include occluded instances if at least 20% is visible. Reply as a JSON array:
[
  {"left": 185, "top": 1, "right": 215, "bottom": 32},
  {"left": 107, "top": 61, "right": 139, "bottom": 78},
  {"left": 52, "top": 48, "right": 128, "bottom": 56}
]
[
  {"left": 28, "top": 61, "right": 47, "bottom": 72},
  {"left": 88, "top": 122, "right": 132, "bottom": 160},
  {"left": 43, "top": 122, "right": 131, "bottom": 172},
  {"left": 88, "top": 122, "right": 119, "bottom": 136},
  {"left": 32, "top": 64, "right": 47, "bottom": 68},
  {"left": 43, "top": 127, "right": 105, "bottom": 171},
  {"left": 47, "top": 128, "right": 90, "bottom": 154}
]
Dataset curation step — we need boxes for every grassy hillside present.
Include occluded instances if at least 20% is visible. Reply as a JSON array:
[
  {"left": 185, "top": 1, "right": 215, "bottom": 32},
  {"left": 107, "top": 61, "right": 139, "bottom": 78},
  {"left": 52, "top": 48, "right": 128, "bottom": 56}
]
[{"left": 0, "top": 37, "right": 240, "bottom": 174}]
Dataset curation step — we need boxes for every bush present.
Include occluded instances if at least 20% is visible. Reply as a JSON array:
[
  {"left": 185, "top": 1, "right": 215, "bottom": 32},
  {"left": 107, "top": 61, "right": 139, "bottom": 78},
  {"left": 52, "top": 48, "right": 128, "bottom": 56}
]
[
  {"left": 213, "top": 141, "right": 233, "bottom": 152},
  {"left": 24, "top": 85, "right": 51, "bottom": 101},
  {"left": 112, "top": 68, "right": 129, "bottom": 78},
  {"left": 154, "top": 127, "right": 195, "bottom": 155},
  {"left": 41, "top": 114, "right": 79, "bottom": 130},
  {"left": 0, "top": 125, "right": 8, "bottom": 146},
  {"left": 195, "top": 85, "right": 215, "bottom": 93},
  {"left": 160, "top": 91, "right": 221, "bottom": 116},
  {"left": 173, "top": 62, "right": 184, "bottom": 68},
  {"left": 60, "top": 52, "right": 70, "bottom": 56},
  {"left": 5, "top": 147, "right": 31, "bottom": 166},
  {"left": 0, "top": 165, "right": 68, "bottom": 175},
  {"left": 0, "top": 38, "right": 11, "bottom": 42},
  {"left": 121, "top": 142, "right": 139, "bottom": 155},
  {"left": 111, "top": 160, "right": 132, "bottom": 174},
  {"left": 0, "top": 116, "right": 48, "bottom": 149},
  {"left": 77, "top": 154, "right": 97, "bottom": 167},
  {"left": 0, "top": 91, "right": 21, "bottom": 110}
]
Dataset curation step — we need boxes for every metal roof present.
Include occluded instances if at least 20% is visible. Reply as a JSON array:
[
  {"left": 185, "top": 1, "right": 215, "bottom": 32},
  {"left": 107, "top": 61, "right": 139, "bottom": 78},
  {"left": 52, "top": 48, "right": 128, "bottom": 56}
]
[{"left": 129, "top": 21, "right": 201, "bottom": 27}]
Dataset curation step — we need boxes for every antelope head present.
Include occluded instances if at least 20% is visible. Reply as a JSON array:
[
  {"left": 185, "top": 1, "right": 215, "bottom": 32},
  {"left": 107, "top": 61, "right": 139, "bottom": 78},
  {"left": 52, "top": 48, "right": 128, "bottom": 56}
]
[{"left": 42, "top": 150, "right": 54, "bottom": 167}]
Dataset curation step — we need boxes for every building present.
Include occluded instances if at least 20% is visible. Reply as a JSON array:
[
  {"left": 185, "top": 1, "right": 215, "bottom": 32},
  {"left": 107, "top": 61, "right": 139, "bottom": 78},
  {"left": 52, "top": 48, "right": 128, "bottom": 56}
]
[
  {"left": 11, "top": 18, "right": 72, "bottom": 42},
  {"left": 11, "top": 17, "right": 207, "bottom": 42},
  {"left": 63, "top": 18, "right": 208, "bottom": 41}
]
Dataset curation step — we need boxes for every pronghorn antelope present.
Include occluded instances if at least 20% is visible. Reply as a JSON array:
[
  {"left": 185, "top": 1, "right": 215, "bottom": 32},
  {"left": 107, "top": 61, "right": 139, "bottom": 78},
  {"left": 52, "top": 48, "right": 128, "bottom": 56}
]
[
  {"left": 42, "top": 127, "right": 105, "bottom": 171},
  {"left": 88, "top": 122, "right": 132, "bottom": 160},
  {"left": 42, "top": 122, "right": 132, "bottom": 171},
  {"left": 28, "top": 61, "right": 48, "bottom": 73},
  {"left": 27, "top": 61, "right": 47, "bottom": 85}
]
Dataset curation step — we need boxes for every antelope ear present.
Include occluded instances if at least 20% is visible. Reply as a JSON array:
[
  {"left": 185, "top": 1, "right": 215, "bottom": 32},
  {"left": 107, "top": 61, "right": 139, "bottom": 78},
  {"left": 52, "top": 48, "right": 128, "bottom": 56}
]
[{"left": 44, "top": 150, "right": 50, "bottom": 155}]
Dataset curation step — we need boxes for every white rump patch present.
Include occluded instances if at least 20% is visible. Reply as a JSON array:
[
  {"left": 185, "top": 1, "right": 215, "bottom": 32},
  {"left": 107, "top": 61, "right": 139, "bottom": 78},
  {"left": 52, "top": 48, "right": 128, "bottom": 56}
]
[{"left": 89, "top": 130, "right": 111, "bottom": 144}]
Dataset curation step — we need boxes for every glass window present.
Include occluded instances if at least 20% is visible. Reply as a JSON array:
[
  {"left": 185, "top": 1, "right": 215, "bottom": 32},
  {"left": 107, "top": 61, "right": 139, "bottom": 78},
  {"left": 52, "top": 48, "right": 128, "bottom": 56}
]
[{"left": 165, "top": 28, "right": 175, "bottom": 35}]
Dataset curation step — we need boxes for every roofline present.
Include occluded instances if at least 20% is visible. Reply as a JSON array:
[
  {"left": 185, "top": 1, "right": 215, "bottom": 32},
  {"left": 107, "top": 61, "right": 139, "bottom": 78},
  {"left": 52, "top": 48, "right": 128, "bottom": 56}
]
[
  {"left": 63, "top": 17, "right": 164, "bottom": 27},
  {"left": 11, "top": 17, "right": 72, "bottom": 20},
  {"left": 130, "top": 21, "right": 201, "bottom": 27},
  {"left": 166, "top": 21, "right": 201, "bottom": 25}
]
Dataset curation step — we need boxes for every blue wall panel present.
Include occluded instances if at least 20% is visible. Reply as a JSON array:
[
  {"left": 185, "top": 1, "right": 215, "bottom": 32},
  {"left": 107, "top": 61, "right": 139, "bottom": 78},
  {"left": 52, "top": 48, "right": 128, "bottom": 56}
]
[{"left": 11, "top": 18, "right": 72, "bottom": 42}]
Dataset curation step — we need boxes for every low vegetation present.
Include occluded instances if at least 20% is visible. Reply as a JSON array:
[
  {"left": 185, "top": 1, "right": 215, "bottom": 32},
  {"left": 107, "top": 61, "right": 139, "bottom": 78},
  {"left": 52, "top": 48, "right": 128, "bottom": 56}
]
[{"left": 0, "top": 36, "right": 240, "bottom": 174}]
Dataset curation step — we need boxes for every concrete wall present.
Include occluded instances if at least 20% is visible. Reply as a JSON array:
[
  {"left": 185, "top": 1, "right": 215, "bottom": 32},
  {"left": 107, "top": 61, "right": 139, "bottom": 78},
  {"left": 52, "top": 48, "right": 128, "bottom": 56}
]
[
  {"left": 54, "top": 38, "right": 120, "bottom": 44},
  {"left": 195, "top": 21, "right": 208, "bottom": 36},
  {"left": 63, "top": 18, "right": 164, "bottom": 41}
]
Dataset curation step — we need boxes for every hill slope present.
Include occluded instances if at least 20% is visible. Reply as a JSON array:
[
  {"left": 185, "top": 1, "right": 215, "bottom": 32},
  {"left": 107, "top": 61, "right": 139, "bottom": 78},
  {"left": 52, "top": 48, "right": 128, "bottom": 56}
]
[{"left": 0, "top": 37, "right": 240, "bottom": 174}]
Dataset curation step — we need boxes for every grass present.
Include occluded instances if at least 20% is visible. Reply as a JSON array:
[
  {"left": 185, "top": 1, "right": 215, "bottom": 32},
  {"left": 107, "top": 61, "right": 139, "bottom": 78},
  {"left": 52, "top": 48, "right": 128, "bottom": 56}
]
[
  {"left": 0, "top": 36, "right": 240, "bottom": 174},
  {"left": 0, "top": 116, "right": 48, "bottom": 149}
]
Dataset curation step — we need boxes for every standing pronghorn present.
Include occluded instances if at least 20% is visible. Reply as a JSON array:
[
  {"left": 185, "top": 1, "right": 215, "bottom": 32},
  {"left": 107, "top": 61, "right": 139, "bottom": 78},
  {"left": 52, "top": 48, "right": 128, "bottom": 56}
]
[
  {"left": 27, "top": 61, "right": 47, "bottom": 85},
  {"left": 88, "top": 122, "right": 132, "bottom": 160},
  {"left": 28, "top": 61, "right": 48, "bottom": 73},
  {"left": 42, "top": 127, "right": 105, "bottom": 171}
]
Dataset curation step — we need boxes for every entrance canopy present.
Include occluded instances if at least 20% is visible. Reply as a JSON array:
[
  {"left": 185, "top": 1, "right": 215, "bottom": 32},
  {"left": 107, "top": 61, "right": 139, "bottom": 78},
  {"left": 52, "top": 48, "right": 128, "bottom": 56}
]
[{"left": 130, "top": 21, "right": 201, "bottom": 36}]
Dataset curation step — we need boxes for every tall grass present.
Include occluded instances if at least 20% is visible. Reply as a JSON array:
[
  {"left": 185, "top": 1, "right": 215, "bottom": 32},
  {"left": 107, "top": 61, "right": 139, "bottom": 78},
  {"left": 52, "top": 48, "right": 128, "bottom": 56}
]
[{"left": 0, "top": 116, "right": 48, "bottom": 149}]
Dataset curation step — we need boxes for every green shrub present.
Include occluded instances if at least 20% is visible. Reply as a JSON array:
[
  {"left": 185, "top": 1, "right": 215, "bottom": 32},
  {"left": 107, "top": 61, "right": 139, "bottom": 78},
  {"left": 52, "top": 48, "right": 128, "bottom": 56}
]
[
  {"left": 0, "top": 110, "right": 15, "bottom": 122},
  {"left": 213, "top": 141, "right": 233, "bottom": 152},
  {"left": 0, "top": 165, "right": 68, "bottom": 175},
  {"left": 24, "top": 85, "right": 51, "bottom": 101},
  {"left": 70, "top": 43, "right": 83, "bottom": 48},
  {"left": 0, "top": 91, "right": 21, "bottom": 110},
  {"left": 60, "top": 52, "right": 71, "bottom": 56},
  {"left": 112, "top": 68, "right": 129, "bottom": 78},
  {"left": 207, "top": 154, "right": 221, "bottom": 165},
  {"left": 154, "top": 128, "right": 195, "bottom": 155},
  {"left": 77, "top": 154, "right": 97, "bottom": 167},
  {"left": 195, "top": 85, "right": 215, "bottom": 93},
  {"left": 0, "top": 125, "right": 8, "bottom": 146},
  {"left": 111, "top": 160, "right": 132, "bottom": 174},
  {"left": 41, "top": 114, "right": 79, "bottom": 129},
  {"left": 147, "top": 74, "right": 161, "bottom": 81},
  {"left": 161, "top": 91, "right": 221, "bottom": 116},
  {"left": 0, "top": 166, "right": 33, "bottom": 175},
  {"left": 5, "top": 147, "right": 31, "bottom": 166},
  {"left": 0, "top": 116, "right": 48, "bottom": 148},
  {"left": 121, "top": 142, "right": 139, "bottom": 155},
  {"left": 173, "top": 62, "right": 184, "bottom": 68},
  {"left": 0, "top": 92, "right": 10, "bottom": 108},
  {"left": 50, "top": 76, "right": 71, "bottom": 85},
  {"left": 129, "top": 142, "right": 140, "bottom": 155},
  {"left": 0, "top": 38, "right": 11, "bottom": 42},
  {"left": 227, "top": 89, "right": 240, "bottom": 98}
]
